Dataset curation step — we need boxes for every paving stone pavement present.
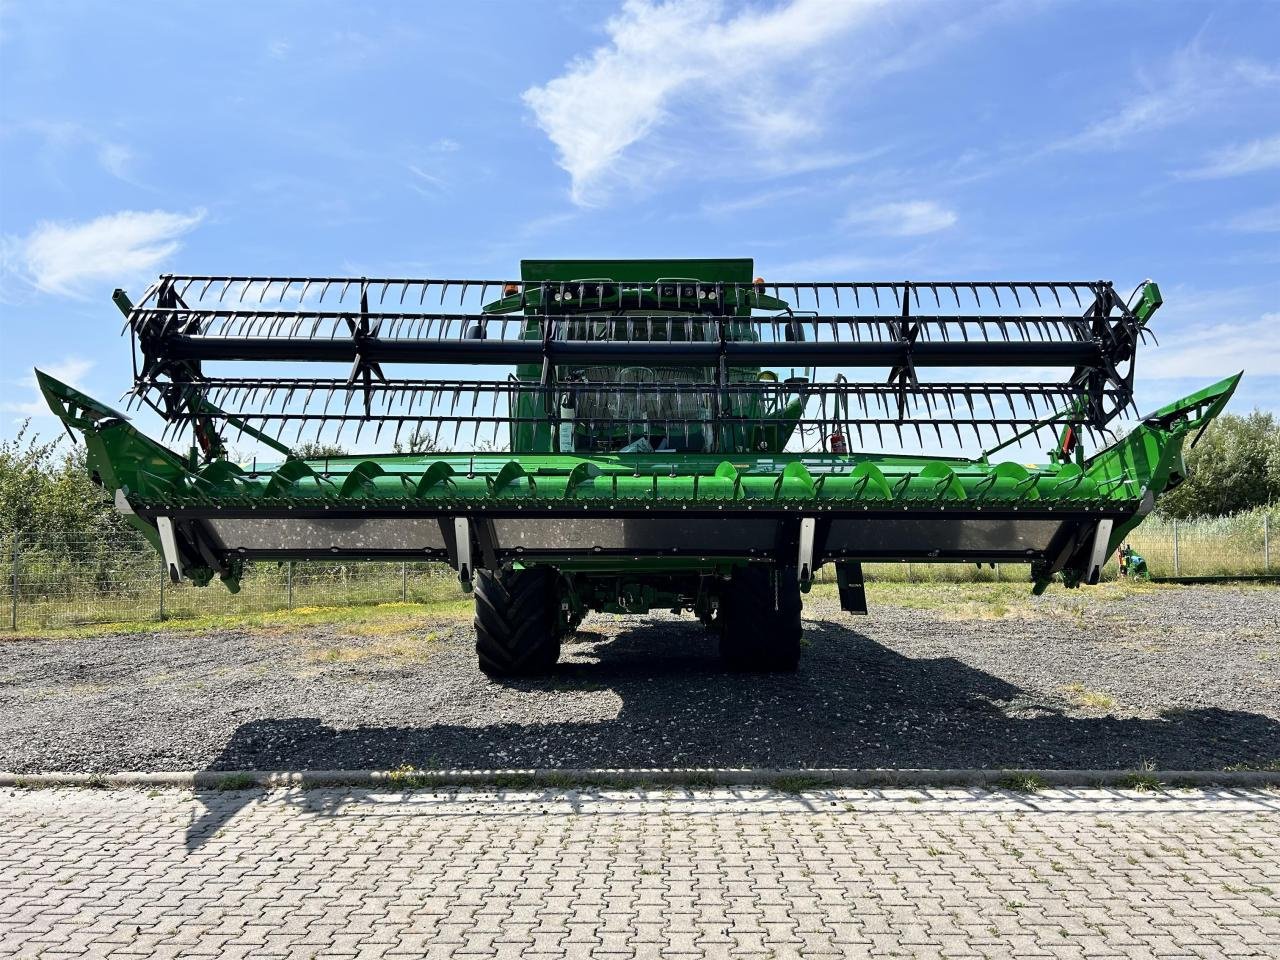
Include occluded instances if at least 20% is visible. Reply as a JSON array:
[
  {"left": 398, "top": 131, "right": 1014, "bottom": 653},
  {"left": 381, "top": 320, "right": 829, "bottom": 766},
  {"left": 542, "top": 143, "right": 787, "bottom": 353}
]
[{"left": 1, "top": 786, "right": 1278, "bottom": 959}]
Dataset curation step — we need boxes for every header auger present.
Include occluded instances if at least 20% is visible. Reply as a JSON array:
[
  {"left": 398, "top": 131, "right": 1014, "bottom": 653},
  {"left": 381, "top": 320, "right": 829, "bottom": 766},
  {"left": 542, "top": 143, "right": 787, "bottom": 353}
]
[{"left": 39, "top": 258, "right": 1239, "bottom": 675}]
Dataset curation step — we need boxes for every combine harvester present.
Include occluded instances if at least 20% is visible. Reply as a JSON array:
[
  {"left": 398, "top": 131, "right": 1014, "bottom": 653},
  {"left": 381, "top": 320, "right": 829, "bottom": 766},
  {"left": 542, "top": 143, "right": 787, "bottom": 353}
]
[{"left": 39, "top": 259, "right": 1237, "bottom": 674}]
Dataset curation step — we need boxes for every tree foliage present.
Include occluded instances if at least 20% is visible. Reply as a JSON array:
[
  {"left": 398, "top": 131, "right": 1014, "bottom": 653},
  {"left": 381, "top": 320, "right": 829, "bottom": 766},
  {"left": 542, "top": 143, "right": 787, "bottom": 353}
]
[
  {"left": 1157, "top": 410, "right": 1280, "bottom": 519},
  {"left": 0, "top": 422, "right": 127, "bottom": 537},
  {"left": 292, "top": 440, "right": 348, "bottom": 460},
  {"left": 393, "top": 427, "right": 440, "bottom": 455}
]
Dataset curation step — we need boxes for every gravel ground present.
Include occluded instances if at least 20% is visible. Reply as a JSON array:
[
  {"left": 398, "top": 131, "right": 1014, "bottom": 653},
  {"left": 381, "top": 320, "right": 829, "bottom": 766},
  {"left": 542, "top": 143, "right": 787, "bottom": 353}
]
[{"left": 1, "top": 584, "right": 1278, "bottom": 773}]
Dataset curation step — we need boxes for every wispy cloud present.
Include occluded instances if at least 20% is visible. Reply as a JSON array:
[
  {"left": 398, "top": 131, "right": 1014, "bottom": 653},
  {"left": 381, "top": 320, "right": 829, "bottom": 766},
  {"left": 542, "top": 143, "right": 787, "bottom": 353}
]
[
  {"left": 1142, "top": 313, "right": 1278, "bottom": 379},
  {"left": 4, "top": 208, "right": 204, "bottom": 296},
  {"left": 1179, "top": 134, "right": 1280, "bottom": 180},
  {"left": 1223, "top": 202, "right": 1280, "bottom": 233},
  {"left": 407, "top": 164, "right": 449, "bottom": 195},
  {"left": 2, "top": 356, "right": 97, "bottom": 419},
  {"left": 843, "top": 200, "right": 957, "bottom": 237},
  {"left": 523, "top": 0, "right": 887, "bottom": 204},
  {"left": 96, "top": 142, "right": 134, "bottom": 180},
  {"left": 1050, "top": 45, "right": 1280, "bottom": 153},
  {"left": 9, "top": 120, "right": 141, "bottom": 182},
  {"left": 701, "top": 186, "right": 808, "bottom": 218},
  {"left": 763, "top": 248, "right": 935, "bottom": 278}
]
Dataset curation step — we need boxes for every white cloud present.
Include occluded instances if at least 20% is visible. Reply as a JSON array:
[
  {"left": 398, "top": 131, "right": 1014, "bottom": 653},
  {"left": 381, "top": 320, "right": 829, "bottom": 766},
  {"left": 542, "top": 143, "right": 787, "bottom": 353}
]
[
  {"left": 763, "top": 249, "right": 931, "bottom": 277},
  {"left": 407, "top": 164, "right": 448, "bottom": 195},
  {"left": 5, "top": 208, "right": 204, "bottom": 296},
  {"left": 1141, "top": 314, "right": 1279, "bottom": 379},
  {"left": 1, "top": 356, "right": 97, "bottom": 419},
  {"left": 843, "top": 200, "right": 957, "bottom": 237},
  {"left": 1051, "top": 46, "right": 1280, "bottom": 154},
  {"left": 13, "top": 120, "right": 140, "bottom": 182},
  {"left": 522, "top": 0, "right": 886, "bottom": 204},
  {"left": 1179, "top": 134, "right": 1280, "bottom": 180},
  {"left": 40, "top": 356, "right": 94, "bottom": 388},
  {"left": 700, "top": 185, "right": 807, "bottom": 217},
  {"left": 96, "top": 142, "right": 134, "bottom": 180},
  {"left": 1224, "top": 202, "right": 1280, "bottom": 233}
]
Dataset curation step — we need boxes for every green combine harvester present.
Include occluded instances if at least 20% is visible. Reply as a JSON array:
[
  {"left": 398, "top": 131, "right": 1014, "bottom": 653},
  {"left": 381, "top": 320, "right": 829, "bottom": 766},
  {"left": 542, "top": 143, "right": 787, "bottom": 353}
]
[{"left": 38, "top": 259, "right": 1238, "bottom": 674}]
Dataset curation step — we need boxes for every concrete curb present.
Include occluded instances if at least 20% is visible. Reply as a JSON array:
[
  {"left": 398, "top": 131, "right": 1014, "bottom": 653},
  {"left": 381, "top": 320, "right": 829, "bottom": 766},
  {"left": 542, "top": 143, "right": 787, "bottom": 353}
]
[{"left": 1, "top": 768, "right": 1278, "bottom": 790}]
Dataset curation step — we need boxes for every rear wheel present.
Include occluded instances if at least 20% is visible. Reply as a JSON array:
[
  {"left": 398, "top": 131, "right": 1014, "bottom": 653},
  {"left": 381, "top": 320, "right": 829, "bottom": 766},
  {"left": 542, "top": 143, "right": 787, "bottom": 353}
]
[
  {"left": 717, "top": 565, "right": 802, "bottom": 672},
  {"left": 474, "top": 567, "right": 561, "bottom": 677}
]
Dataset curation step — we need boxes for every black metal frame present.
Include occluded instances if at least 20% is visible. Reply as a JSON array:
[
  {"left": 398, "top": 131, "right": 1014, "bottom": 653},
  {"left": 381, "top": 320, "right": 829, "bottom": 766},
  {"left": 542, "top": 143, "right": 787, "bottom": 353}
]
[{"left": 122, "top": 274, "right": 1149, "bottom": 454}]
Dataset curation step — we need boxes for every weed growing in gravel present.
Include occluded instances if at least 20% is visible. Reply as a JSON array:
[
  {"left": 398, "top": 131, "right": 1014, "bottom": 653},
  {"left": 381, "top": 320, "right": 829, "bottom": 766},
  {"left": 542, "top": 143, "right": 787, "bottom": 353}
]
[
  {"left": 488, "top": 773, "right": 544, "bottom": 790},
  {"left": 770, "top": 775, "right": 835, "bottom": 794},
  {"left": 995, "top": 773, "right": 1048, "bottom": 793},
  {"left": 1224, "top": 759, "right": 1280, "bottom": 772},
  {"left": 1061, "top": 682, "right": 1116, "bottom": 712},
  {"left": 1119, "top": 759, "right": 1164, "bottom": 792},
  {"left": 680, "top": 773, "right": 723, "bottom": 790},
  {"left": 214, "top": 773, "right": 257, "bottom": 791},
  {"left": 385, "top": 765, "right": 439, "bottom": 790}
]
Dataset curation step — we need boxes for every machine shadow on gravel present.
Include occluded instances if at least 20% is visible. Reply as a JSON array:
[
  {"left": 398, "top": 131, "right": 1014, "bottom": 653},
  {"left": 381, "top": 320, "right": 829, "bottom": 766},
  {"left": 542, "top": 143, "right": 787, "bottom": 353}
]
[{"left": 186, "top": 613, "right": 1280, "bottom": 848}]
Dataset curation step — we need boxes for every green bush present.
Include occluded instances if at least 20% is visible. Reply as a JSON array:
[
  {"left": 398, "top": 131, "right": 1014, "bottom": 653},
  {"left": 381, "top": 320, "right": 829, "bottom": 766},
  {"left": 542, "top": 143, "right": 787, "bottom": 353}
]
[
  {"left": 1157, "top": 411, "right": 1280, "bottom": 519},
  {"left": 0, "top": 422, "right": 128, "bottom": 539}
]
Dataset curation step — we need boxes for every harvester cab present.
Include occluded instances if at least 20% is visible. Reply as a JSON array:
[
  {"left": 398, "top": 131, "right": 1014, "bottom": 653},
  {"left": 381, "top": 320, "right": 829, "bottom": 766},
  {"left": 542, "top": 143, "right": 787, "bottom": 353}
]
[{"left": 37, "top": 259, "right": 1239, "bottom": 675}]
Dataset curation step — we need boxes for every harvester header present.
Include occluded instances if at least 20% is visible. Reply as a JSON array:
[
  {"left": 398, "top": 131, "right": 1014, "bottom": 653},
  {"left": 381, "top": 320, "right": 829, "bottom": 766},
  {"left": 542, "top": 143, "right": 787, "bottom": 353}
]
[{"left": 39, "top": 258, "right": 1238, "bottom": 674}]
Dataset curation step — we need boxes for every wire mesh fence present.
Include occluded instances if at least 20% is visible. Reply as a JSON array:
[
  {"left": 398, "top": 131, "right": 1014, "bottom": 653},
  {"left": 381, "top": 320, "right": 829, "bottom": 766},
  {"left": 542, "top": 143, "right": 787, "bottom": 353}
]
[
  {"left": 0, "top": 531, "right": 462, "bottom": 632},
  {"left": 1, "top": 512, "right": 1274, "bottom": 631}
]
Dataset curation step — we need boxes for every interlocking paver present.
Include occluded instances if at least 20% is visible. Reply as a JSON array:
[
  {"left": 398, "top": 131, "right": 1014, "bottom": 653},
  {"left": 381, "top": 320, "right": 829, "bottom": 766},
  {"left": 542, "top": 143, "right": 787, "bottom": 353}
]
[{"left": 0, "top": 787, "right": 1277, "bottom": 959}]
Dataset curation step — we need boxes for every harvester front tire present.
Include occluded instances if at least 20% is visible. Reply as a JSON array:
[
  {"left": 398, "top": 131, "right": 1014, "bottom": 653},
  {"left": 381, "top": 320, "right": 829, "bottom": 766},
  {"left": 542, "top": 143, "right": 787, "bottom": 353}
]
[
  {"left": 474, "top": 568, "right": 561, "bottom": 677},
  {"left": 718, "top": 566, "right": 802, "bottom": 672}
]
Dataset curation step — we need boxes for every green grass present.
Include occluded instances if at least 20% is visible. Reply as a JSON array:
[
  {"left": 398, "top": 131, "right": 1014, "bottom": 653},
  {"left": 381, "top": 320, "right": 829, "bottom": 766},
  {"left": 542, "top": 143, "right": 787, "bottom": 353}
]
[
  {"left": 811, "top": 576, "right": 1170, "bottom": 621},
  {"left": 1223, "top": 759, "right": 1280, "bottom": 772},
  {"left": 770, "top": 775, "right": 836, "bottom": 794},
  {"left": 214, "top": 773, "right": 258, "bottom": 791},
  {"left": 1061, "top": 683, "right": 1117, "bottom": 712},
  {"left": 4, "top": 595, "right": 472, "bottom": 640},
  {"left": 995, "top": 773, "right": 1049, "bottom": 793},
  {"left": 5, "top": 534, "right": 1273, "bottom": 639},
  {"left": 1118, "top": 760, "right": 1164, "bottom": 792}
]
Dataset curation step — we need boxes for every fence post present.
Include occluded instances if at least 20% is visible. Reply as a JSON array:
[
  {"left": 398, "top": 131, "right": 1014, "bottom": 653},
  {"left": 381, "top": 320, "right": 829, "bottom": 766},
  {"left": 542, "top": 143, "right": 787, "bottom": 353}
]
[
  {"left": 287, "top": 561, "right": 294, "bottom": 609},
  {"left": 1265, "top": 514, "right": 1270, "bottom": 573},
  {"left": 401, "top": 562, "right": 407, "bottom": 602},
  {"left": 158, "top": 555, "right": 166, "bottom": 621},
  {"left": 1172, "top": 520, "right": 1180, "bottom": 577},
  {"left": 9, "top": 538, "right": 17, "bottom": 631}
]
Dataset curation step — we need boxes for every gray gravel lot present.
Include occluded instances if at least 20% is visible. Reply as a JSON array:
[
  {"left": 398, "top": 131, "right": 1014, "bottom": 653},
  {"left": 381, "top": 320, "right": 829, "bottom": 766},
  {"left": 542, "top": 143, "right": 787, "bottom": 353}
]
[{"left": 1, "top": 584, "right": 1278, "bottom": 773}]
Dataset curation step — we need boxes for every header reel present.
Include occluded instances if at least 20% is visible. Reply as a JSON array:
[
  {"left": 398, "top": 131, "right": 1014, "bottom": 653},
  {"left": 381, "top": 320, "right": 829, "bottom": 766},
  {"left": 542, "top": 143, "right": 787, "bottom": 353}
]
[{"left": 117, "top": 270, "right": 1155, "bottom": 462}]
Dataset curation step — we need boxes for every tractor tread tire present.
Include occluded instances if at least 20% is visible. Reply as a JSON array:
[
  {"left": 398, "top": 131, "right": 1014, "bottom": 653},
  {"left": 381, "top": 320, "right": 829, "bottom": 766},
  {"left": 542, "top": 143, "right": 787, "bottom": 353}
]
[
  {"left": 718, "top": 565, "right": 802, "bottom": 672},
  {"left": 474, "top": 568, "right": 561, "bottom": 677}
]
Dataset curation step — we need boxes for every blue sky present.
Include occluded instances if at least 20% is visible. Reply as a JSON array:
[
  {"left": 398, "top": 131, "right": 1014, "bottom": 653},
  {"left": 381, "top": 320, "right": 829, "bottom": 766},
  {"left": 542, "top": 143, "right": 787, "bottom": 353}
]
[{"left": 1, "top": 0, "right": 1277, "bottom": 457}]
